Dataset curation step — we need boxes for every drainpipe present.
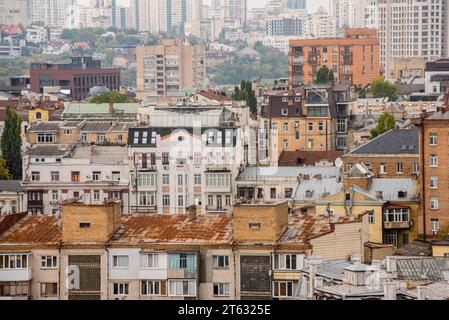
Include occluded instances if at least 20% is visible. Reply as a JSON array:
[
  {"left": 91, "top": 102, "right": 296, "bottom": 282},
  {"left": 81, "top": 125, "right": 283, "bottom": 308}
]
[{"left": 420, "top": 122, "right": 426, "bottom": 241}]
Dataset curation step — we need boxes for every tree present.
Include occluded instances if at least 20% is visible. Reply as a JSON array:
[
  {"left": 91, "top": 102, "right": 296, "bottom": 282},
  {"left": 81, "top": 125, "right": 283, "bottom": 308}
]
[
  {"left": 232, "top": 80, "right": 257, "bottom": 114},
  {"left": 315, "top": 65, "right": 334, "bottom": 84},
  {"left": 370, "top": 112, "right": 396, "bottom": 139},
  {"left": 0, "top": 157, "right": 12, "bottom": 180},
  {"left": 90, "top": 92, "right": 134, "bottom": 104},
  {"left": 0, "top": 106, "right": 22, "bottom": 179},
  {"left": 370, "top": 77, "right": 398, "bottom": 101}
]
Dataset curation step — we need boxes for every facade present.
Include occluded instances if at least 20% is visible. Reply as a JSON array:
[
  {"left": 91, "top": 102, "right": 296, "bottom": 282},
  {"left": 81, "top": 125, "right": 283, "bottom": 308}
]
[
  {"left": 289, "top": 28, "right": 381, "bottom": 87},
  {"left": 304, "top": 6, "right": 337, "bottom": 39},
  {"left": 25, "top": 26, "right": 49, "bottom": 45},
  {"left": 328, "top": 0, "right": 368, "bottom": 29},
  {"left": 419, "top": 108, "right": 449, "bottom": 239},
  {"left": 0, "top": 181, "right": 24, "bottom": 215},
  {"left": 261, "top": 85, "right": 353, "bottom": 164},
  {"left": 266, "top": 15, "right": 305, "bottom": 37},
  {"left": 369, "top": 0, "right": 449, "bottom": 79},
  {"left": 0, "top": 201, "right": 370, "bottom": 300},
  {"left": 425, "top": 59, "right": 449, "bottom": 94},
  {"left": 30, "top": 57, "right": 121, "bottom": 101},
  {"left": 136, "top": 40, "right": 206, "bottom": 100},
  {"left": 28, "top": 0, "right": 77, "bottom": 27}
]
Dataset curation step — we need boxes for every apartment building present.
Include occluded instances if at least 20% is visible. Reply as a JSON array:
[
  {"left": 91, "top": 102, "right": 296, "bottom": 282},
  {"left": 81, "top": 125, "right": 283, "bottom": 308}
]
[
  {"left": 0, "top": 201, "right": 369, "bottom": 300},
  {"left": 128, "top": 106, "right": 246, "bottom": 215},
  {"left": 30, "top": 57, "right": 121, "bottom": 101},
  {"left": 341, "top": 128, "right": 420, "bottom": 178},
  {"left": 304, "top": 6, "right": 337, "bottom": 39},
  {"left": 289, "top": 28, "right": 381, "bottom": 87},
  {"left": 25, "top": 26, "right": 49, "bottom": 45},
  {"left": 425, "top": 59, "right": 449, "bottom": 94},
  {"left": 261, "top": 85, "right": 353, "bottom": 164},
  {"left": 21, "top": 144, "right": 130, "bottom": 215},
  {"left": 28, "top": 0, "right": 77, "bottom": 27},
  {"left": 0, "top": 0, "right": 28, "bottom": 25},
  {"left": 419, "top": 106, "right": 449, "bottom": 239},
  {"left": 265, "top": 15, "right": 305, "bottom": 37},
  {"left": 328, "top": 0, "right": 368, "bottom": 29},
  {"left": 210, "top": 0, "right": 248, "bottom": 24},
  {"left": 136, "top": 40, "right": 206, "bottom": 100},
  {"left": 369, "top": 0, "right": 449, "bottom": 79}
]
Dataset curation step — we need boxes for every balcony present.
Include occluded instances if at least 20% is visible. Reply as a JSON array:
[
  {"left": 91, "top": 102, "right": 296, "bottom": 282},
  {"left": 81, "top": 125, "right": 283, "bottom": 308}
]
[
  {"left": 167, "top": 268, "right": 197, "bottom": 279},
  {"left": 139, "top": 268, "right": 167, "bottom": 280},
  {"left": 205, "top": 206, "right": 230, "bottom": 213},
  {"left": 131, "top": 206, "right": 157, "bottom": 214},
  {"left": 0, "top": 269, "right": 32, "bottom": 281},
  {"left": 205, "top": 163, "right": 231, "bottom": 171},
  {"left": 383, "top": 221, "right": 412, "bottom": 229}
]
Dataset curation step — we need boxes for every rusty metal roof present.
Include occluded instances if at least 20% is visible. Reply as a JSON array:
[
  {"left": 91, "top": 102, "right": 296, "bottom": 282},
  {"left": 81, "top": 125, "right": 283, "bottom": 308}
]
[
  {"left": 280, "top": 214, "right": 361, "bottom": 244},
  {"left": 0, "top": 215, "right": 61, "bottom": 245},
  {"left": 111, "top": 214, "right": 232, "bottom": 245}
]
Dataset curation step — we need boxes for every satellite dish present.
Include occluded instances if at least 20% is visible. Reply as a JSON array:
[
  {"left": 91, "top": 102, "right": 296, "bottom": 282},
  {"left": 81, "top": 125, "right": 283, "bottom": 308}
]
[{"left": 335, "top": 157, "right": 343, "bottom": 168}]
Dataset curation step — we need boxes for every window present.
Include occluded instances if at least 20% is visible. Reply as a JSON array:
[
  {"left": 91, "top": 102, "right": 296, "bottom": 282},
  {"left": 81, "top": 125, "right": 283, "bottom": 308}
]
[
  {"left": 71, "top": 171, "right": 80, "bottom": 182},
  {"left": 270, "top": 188, "right": 276, "bottom": 199},
  {"left": 384, "top": 208, "right": 410, "bottom": 223},
  {"left": 213, "top": 283, "right": 230, "bottom": 297},
  {"left": 177, "top": 195, "right": 184, "bottom": 207},
  {"left": 283, "top": 139, "right": 288, "bottom": 149},
  {"left": 281, "top": 108, "right": 288, "bottom": 116},
  {"left": 308, "top": 123, "right": 313, "bottom": 131},
  {"left": 318, "top": 122, "right": 324, "bottom": 131},
  {"left": 177, "top": 174, "right": 184, "bottom": 186},
  {"left": 412, "top": 162, "right": 419, "bottom": 174},
  {"left": 112, "top": 171, "right": 120, "bottom": 181},
  {"left": 113, "top": 255, "right": 129, "bottom": 268},
  {"left": 41, "top": 256, "right": 57, "bottom": 269},
  {"left": 430, "top": 198, "right": 439, "bottom": 210},
  {"left": 337, "top": 119, "right": 346, "bottom": 133},
  {"left": 273, "top": 281, "right": 295, "bottom": 298},
  {"left": 307, "top": 139, "right": 313, "bottom": 149},
  {"left": 284, "top": 188, "right": 293, "bottom": 198},
  {"left": 213, "top": 255, "right": 229, "bottom": 269},
  {"left": 431, "top": 219, "right": 439, "bottom": 234},
  {"left": 141, "top": 253, "right": 161, "bottom": 269},
  {"left": 430, "top": 176, "right": 438, "bottom": 188},
  {"left": 283, "top": 123, "right": 289, "bottom": 132},
  {"left": 37, "top": 133, "right": 54, "bottom": 143},
  {"left": 205, "top": 173, "right": 230, "bottom": 188},
  {"left": 380, "top": 164, "right": 387, "bottom": 174},
  {"left": 162, "top": 194, "right": 170, "bottom": 207},
  {"left": 168, "top": 254, "right": 196, "bottom": 269},
  {"left": 93, "top": 190, "right": 100, "bottom": 201},
  {"left": 429, "top": 154, "right": 438, "bottom": 167},
  {"left": 273, "top": 254, "right": 301, "bottom": 270},
  {"left": 162, "top": 174, "right": 169, "bottom": 185},
  {"left": 97, "top": 134, "right": 105, "bottom": 143},
  {"left": 79, "top": 222, "right": 90, "bottom": 228},
  {"left": 141, "top": 281, "right": 165, "bottom": 296},
  {"left": 194, "top": 174, "right": 201, "bottom": 185},
  {"left": 116, "top": 134, "right": 123, "bottom": 142},
  {"left": 40, "top": 283, "right": 57, "bottom": 297},
  {"left": 92, "top": 171, "right": 101, "bottom": 181},
  {"left": 429, "top": 133, "right": 438, "bottom": 145},
  {"left": 162, "top": 153, "right": 169, "bottom": 165},
  {"left": 272, "top": 123, "right": 277, "bottom": 131},
  {"left": 31, "top": 172, "right": 40, "bottom": 181},
  {"left": 368, "top": 211, "right": 375, "bottom": 224},
  {"left": 396, "top": 163, "right": 403, "bottom": 174},
  {"left": 51, "top": 171, "right": 59, "bottom": 182},
  {"left": 0, "top": 281, "right": 29, "bottom": 296},
  {"left": 81, "top": 133, "right": 87, "bottom": 142},
  {"left": 113, "top": 283, "right": 129, "bottom": 296},
  {"left": 168, "top": 280, "right": 196, "bottom": 297},
  {"left": 249, "top": 222, "right": 261, "bottom": 229},
  {"left": 136, "top": 173, "right": 156, "bottom": 187},
  {"left": 0, "top": 254, "right": 28, "bottom": 269},
  {"left": 138, "top": 192, "right": 155, "bottom": 206}
]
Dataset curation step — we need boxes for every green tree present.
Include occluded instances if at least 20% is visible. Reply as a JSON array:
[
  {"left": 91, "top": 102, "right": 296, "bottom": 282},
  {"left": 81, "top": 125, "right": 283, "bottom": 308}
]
[
  {"left": 370, "top": 112, "right": 396, "bottom": 139},
  {"left": 315, "top": 65, "right": 334, "bottom": 84},
  {"left": 90, "top": 92, "right": 134, "bottom": 104},
  {"left": 0, "top": 157, "right": 12, "bottom": 180},
  {"left": 0, "top": 106, "right": 22, "bottom": 179},
  {"left": 232, "top": 80, "right": 257, "bottom": 114},
  {"left": 370, "top": 77, "right": 398, "bottom": 101}
]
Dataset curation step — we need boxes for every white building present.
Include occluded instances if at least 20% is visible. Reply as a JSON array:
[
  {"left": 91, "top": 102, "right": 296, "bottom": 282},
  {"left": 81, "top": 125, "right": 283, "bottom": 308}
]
[
  {"left": 265, "top": 14, "right": 305, "bottom": 37},
  {"left": 0, "top": 181, "right": 24, "bottom": 215},
  {"left": 28, "top": 0, "right": 77, "bottom": 27},
  {"left": 22, "top": 144, "right": 130, "bottom": 215},
  {"left": 210, "top": 0, "right": 247, "bottom": 24},
  {"left": 25, "top": 26, "right": 48, "bottom": 45},
  {"left": 329, "top": 0, "right": 368, "bottom": 29},
  {"left": 424, "top": 59, "right": 449, "bottom": 94},
  {"left": 304, "top": 6, "right": 337, "bottom": 39}
]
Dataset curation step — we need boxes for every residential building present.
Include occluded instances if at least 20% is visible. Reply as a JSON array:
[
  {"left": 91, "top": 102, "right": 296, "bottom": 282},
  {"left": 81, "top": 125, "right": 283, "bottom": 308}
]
[
  {"left": 0, "top": 181, "right": 24, "bottom": 215},
  {"left": 21, "top": 145, "right": 130, "bottom": 215},
  {"left": 425, "top": 59, "right": 449, "bottom": 94},
  {"left": 28, "top": 0, "right": 77, "bottom": 27},
  {"left": 419, "top": 107, "right": 449, "bottom": 239},
  {"left": 304, "top": 6, "right": 337, "bottom": 39},
  {"left": 289, "top": 28, "right": 381, "bottom": 87},
  {"left": 136, "top": 40, "right": 206, "bottom": 100},
  {"left": 261, "top": 85, "right": 353, "bottom": 164},
  {"left": 25, "top": 26, "right": 49, "bottom": 45},
  {"left": 342, "top": 128, "right": 420, "bottom": 178},
  {"left": 89, "top": 0, "right": 113, "bottom": 29},
  {"left": 368, "top": 0, "right": 449, "bottom": 80},
  {"left": 265, "top": 15, "right": 305, "bottom": 37},
  {"left": 328, "top": 0, "right": 369, "bottom": 29},
  {"left": 210, "top": 0, "right": 247, "bottom": 25},
  {"left": 30, "top": 57, "right": 121, "bottom": 101},
  {"left": 0, "top": 0, "right": 28, "bottom": 25}
]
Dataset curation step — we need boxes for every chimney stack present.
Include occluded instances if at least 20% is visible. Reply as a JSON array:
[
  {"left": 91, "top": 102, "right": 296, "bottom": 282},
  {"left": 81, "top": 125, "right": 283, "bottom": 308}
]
[
  {"left": 376, "top": 191, "right": 383, "bottom": 200},
  {"left": 350, "top": 253, "right": 362, "bottom": 265},
  {"left": 383, "top": 281, "right": 397, "bottom": 300},
  {"left": 307, "top": 256, "right": 323, "bottom": 299},
  {"left": 188, "top": 205, "right": 197, "bottom": 221},
  {"left": 417, "top": 286, "right": 427, "bottom": 300},
  {"left": 109, "top": 102, "right": 114, "bottom": 114}
]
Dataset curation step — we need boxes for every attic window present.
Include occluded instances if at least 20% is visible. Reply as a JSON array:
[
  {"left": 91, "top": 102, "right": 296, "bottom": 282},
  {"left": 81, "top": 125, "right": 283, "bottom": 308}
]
[
  {"left": 345, "top": 193, "right": 351, "bottom": 201},
  {"left": 249, "top": 222, "right": 261, "bottom": 229},
  {"left": 80, "top": 222, "right": 91, "bottom": 228},
  {"left": 398, "top": 191, "right": 407, "bottom": 199},
  {"left": 305, "top": 190, "right": 314, "bottom": 198}
]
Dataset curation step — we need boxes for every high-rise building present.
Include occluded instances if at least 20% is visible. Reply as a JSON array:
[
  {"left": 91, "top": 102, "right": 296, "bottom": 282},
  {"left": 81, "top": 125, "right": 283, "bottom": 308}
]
[
  {"left": 266, "top": 15, "right": 305, "bottom": 37},
  {"left": 329, "top": 0, "right": 368, "bottom": 30},
  {"left": 28, "top": 0, "right": 77, "bottom": 27},
  {"left": 289, "top": 29, "right": 381, "bottom": 87},
  {"left": 0, "top": 0, "right": 28, "bottom": 25},
  {"left": 136, "top": 39, "right": 206, "bottom": 100},
  {"left": 210, "top": 0, "right": 247, "bottom": 24},
  {"left": 367, "top": 0, "right": 449, "bottom": 79},
  {"left": 131, "top": 0, "right": 202, "bottom": 34},
  {"left": 304, "top": 6, "right": 337, "bottom": 39},
  {"left": 90, "top": 0, "right": 113, "bottom": 29}
]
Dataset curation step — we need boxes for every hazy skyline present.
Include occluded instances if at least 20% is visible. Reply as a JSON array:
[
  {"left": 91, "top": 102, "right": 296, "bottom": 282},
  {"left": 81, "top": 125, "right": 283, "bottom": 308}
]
[{"left": 78, "top": 0, "right": 330, "bottom": 14}]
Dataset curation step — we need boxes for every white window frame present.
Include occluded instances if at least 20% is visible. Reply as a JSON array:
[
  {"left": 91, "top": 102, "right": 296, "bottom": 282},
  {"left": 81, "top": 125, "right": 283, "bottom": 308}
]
[
  {"left": 112, "top": 255, "right": 129, "bottom": 269},
  {"left": 140, "top": 253, "right": 161, "bottom": 269},
  {"left": 213, "top": 283, "right": 230, "bottom": 297},
  {"left": 41, "top": 256, "right": 58, "bottom": 269},
  {"left": 213, "top": 255, "right": 229, "bottom": 269},
  {"left": 113, "top": 283, "right": 129, "bottom": 296}
]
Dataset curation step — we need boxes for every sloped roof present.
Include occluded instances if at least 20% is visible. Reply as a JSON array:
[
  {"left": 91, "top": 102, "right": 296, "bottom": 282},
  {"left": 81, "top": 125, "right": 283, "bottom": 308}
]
[
  {"left": 348, "top": 128, "right": 419, "bottom": 155},
  {"left": 396, "top": 257, "right": 445, "bottom": 282},
  {"left": 238, "top": 166, "right": 340, "bottom": 181},
  {"left": 26, "top": 144, "right": 74, "bottom": 157},
  {"left": 0, "top": 180, "right": 22, "bottom": 193},
  {"left": 28, "top": 121, "right": 61, "bottom": 132},
  {"left": 279, "top": 151, "right": 343, "bottom": 166},
  {"left": 63, "top": 103, "right": 140, "bottom": 116}
]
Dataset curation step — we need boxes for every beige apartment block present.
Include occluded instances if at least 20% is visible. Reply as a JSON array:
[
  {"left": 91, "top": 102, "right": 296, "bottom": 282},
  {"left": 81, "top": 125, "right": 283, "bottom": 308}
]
[{"left": 136, "top": 39, "right": 206, "bottom": 100}]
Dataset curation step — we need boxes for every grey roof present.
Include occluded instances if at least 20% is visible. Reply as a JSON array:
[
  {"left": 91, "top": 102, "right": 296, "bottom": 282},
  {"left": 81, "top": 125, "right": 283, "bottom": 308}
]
[
  {"left": 294, "top": 177, "right": 343, "bottom": 201},
  {"left": 395, "top": 240, "right": 432, "bottom": 256},
  {"left": 0, "top": 180, "right": 22, "bottom": 192},
  {"left": 27, "top": 121, "right": 61, "bottom": 132},
  {"left": 427, "top": 111, "right": 449, "bottom": 120},
  {"left": 60, "top": 121, "right": 80, "bottom": 128},
  {"left": 396, "top": 257, "right": 445, "bottom": 282},
  {"left": 401, "top": 282, "right": 449, "bottom": 300},
  {"left": 71, "top": 146, "right": 128, "bottom": 164},
  {"left": 26, "top": 144, "right": 74, "bottom": 157},
  {"left": 238, "top": 166, "right": 340, "bottom": 181},
  {"left": 79, "top": 121, "right": 113, "bottom": 132},
  {"left": 369, "top": 178, "right": 419, "bottom": 201},
  {"left": 301, "top": 260, "right": 350, "bottom": 281},
  {"left": 349, "top": 128, "right": 419, "bottom": 155}
]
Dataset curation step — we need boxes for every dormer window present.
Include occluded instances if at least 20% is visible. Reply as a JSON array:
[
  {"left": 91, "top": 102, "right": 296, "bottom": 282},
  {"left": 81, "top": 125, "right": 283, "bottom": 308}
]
[
  {"left": 305, "top": 190, "right": 314, "bottom": 198},
  {"left": 398, "top": 191, "right": 407, "bottom": 199}
]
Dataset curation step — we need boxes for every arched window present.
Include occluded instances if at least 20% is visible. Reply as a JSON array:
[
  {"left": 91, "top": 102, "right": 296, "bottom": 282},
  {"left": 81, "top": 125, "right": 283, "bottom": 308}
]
[{"left": 11, "top": 200, "right": 17, "bottom": 214}]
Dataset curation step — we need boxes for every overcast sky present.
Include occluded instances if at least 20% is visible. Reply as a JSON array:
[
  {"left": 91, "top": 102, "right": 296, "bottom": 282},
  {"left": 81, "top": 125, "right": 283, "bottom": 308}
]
[{"left": 78, "top": 0, "right": 329, "bottom": 13}]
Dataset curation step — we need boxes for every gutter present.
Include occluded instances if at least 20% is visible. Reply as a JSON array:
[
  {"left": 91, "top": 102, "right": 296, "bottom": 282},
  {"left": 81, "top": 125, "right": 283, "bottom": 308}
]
[{"left": 420, "top": 122, "right": 426, "bottom": 241}]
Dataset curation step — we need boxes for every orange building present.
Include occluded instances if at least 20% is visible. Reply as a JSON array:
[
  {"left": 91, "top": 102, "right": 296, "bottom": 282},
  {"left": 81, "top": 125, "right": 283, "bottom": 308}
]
[{"left": 289, "top": 28, "right": 381, "bottom": 88}]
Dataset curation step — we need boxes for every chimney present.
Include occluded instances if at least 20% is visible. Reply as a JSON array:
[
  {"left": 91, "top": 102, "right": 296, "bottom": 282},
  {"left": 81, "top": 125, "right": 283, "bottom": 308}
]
[
  {"left": 383, "top": 281, "right": 397, "bottom": 300},
  {"left": 350, "top": 253, "right": 362, "bottom": 265},
  {"left": 417, "top": 286, "right": 427, "bottom": 300},
  {"left": 109, "top": 102, "right": 114, "bottom": 114},
  {"left": 385, "top": 256, "right": 397, "bottom": 273},
  {"left": 307, "top": 256, "right": 323, "bottom": 299},
  {"left": 188, "top": 205, "right": 197, "bottom": 221},
  {"left": 376, "top": 191, "right": 383, "bottom": 199}
]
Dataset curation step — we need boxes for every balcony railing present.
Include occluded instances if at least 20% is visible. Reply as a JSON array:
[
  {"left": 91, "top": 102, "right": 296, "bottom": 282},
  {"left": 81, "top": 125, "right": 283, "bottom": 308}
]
[
  {"left": 0, "top": 269, "right": 32, "bottom": 282},
  {"left": 131, "top": 206, "right": 158, "bottom": 213},
  {"left": 383, "top": 221, "right": 412, "bottom": 229}
]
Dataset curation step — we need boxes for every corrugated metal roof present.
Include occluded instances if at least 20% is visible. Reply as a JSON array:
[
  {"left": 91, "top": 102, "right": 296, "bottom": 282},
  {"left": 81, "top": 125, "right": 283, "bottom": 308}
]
[
  {"left": 370, "top": 178, "right": 418, "bottom": 201},
  {"left": 79, "top": 121, "right": 113, "bottom": 132},
  {"left": 63, "top": 103, "right": 140, "bottom": 115},
  {"left": 238, "top": 166, "right": 340, "bottom": 181},
  {"left": 294, "top": 177, "right": 343, "bottom": 201},
  {"left": 0, "top": 215, "right": 60, "bottom": 245},
  {"left": 149, "top": 109, "right": 224, "bottom": 128}
]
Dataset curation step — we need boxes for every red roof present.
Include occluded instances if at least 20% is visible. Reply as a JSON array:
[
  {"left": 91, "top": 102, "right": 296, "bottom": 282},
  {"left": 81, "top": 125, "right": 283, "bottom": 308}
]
[
  {"left": 279, "top": 151, "right": 344, "bottom": 166},
  {"left": 198, "top": 90, "right": 231, "bottom": 102}
]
